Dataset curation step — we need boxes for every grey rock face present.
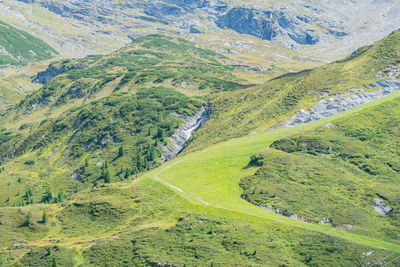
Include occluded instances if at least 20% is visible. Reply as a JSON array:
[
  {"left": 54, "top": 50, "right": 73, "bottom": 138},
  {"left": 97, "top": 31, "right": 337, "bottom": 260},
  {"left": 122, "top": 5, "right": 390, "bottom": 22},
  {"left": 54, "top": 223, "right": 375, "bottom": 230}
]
[
  {"left": 286, "top": 65, "right": 400, "bottom": 127},
  {"left": 257, "top": 204, "right": 315, "bottom": 224},
  {"left": 374, "top": 198, "right": 393, "bottom": 215},
  {"left": 16, "top": 0, "right": 35, "bottom": 3},
  {"left": 4, "top": 0, "right": 400, "bottom": 57},
  {"left": 34, "top": 63, "right": 82, "bottom": 84},
  {"left": 215, "top": 7, "right": 320, "bottom": 45},
  {"left": 162, "top": 106, "right": 209, "bottom": 162},
  {"left": 40, "top": 0, "right": 115, "bottom": 24}
]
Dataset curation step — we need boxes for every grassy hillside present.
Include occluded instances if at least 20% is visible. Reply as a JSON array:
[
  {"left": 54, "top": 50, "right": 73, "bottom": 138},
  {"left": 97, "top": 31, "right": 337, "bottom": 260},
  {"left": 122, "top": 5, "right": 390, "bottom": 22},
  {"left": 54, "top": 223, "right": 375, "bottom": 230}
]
[
  {"left": 0, "top": 30, "right": 400, "bottom": 266},
  {"left": 188, "top": 29, "right": 400, "bottom": 151},
  {"left": 241, "top": 97, "right": 400, "bottom": 243},
  {"left": 0, "top": 34, "right": 245, "bottom": 207},
  {"left": 0, "top": 20, "right": 57, "bottom": 67},
  {"left": 2, "top": 91, "right": 398, "bottom": 266},
  {"left": 0, "top": 177, "right": 393, "bottom": 266}
]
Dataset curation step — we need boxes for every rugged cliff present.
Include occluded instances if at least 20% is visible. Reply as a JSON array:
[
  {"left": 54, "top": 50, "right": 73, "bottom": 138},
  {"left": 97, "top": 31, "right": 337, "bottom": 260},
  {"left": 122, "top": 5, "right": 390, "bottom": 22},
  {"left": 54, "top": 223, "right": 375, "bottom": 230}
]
[
  {"left": 162, "top": 106, "right": 209, "bottom": 162},
  {"left": 216, "top": 8, "right": 320, "bottom": 46}
]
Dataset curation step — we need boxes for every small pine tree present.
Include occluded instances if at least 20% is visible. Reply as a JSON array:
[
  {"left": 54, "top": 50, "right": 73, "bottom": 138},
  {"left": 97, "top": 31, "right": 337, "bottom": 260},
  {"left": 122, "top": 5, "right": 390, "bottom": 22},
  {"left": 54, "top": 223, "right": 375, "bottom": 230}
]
[
  {"left": 101, "top": 167, "right": 106, "bottom": 179},
  {"left": 132, "top": 166, "right": 139, "bottom": 175},
  {"left": 26, "top": 211, "right": 33, "bottom": 227},
  {"left": 157, "top": 128, "right": 164, "bottom": 140},
  {"left": 57, "top": 191, "right": 65, "bottom": 202},
  {"left": 52, "top": 258, "right": 57, "bottom": 267},
  {"left": 104, "top": 171, "right": 111, "bottom": 183},
  {"left": 104, "top": 161, "right": 108, "bottom": 169},
  {"left": 42, "top": 186, "right": 53, "bottom": 203},
  {"left": 42, "top": 211, "right": 48, "bottom": 224},
  {"left": 124, "top": 168, "right": 130, "bottom": 179},
  {"left": 118, "top": 146, "right": 124, "bottom": 158},
  {"left": 136, "top": 155, "right": 143, "bottom": 172},
  {"left": 148, "top": 146, "right": 155, "bottom": 161},
  {"left": 85, "top": 158, "right": 89, "bottom": 168}
]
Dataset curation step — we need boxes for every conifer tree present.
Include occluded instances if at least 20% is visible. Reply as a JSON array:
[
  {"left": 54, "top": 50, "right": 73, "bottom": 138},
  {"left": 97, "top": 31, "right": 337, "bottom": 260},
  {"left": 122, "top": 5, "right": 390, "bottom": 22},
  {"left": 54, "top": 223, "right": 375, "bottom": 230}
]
[
  {"left": 124, "top": 168, "right": 130, "bottom": 179},
  {"left": 57, "top": 191, "right": 65, "bottom": 202},
  {"left": 104, "top": 170, "right": 111, "bottom": 183},
  {"left": 26, "top": 211, "right": 33, "bottom": 227},
  {"left": 42, "top": 211, "right": 48, "bottom": 224},
  {"left": 118, "top": 146, "right": 124, "bottom": 158}
]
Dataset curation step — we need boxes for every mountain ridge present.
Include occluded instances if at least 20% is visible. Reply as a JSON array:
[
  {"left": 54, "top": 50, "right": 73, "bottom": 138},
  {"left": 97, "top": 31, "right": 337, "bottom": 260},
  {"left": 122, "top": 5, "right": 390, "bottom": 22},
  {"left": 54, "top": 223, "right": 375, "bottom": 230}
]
[{"left": 0, "top": 3, "right": 399, "bottom": 266}]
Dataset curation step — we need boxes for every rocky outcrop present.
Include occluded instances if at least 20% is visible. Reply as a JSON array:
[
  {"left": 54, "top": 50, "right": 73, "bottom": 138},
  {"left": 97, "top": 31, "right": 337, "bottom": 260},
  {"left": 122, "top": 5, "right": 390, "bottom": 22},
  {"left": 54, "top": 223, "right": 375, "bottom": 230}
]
[
  {"left": 374, "top": 198, "right": 393, "bottom": 215},
  {"left": 162, "top": 106, "right": 209, "bottom": 162},
  {"left": 216, "top": 8, "right": 319, "bottom": 46},
  {"left": 241, "top": 194, "right": 318, "bottom": 224},
  {"left": 258, "top": 204, "right": 315, "bottom": 224},
  {"left": 34, "top": 62, "right": 82, "bottom": 84},
  {"left": 334, "top": 224, "right": 354, "bottom": 229},
  {"left": 16, "top": 0, "right": 35, "bottom": 3},
  {"left": 40, "top": 0, "right": 115, "bottom": 24},
  {"left": 286, "top": 65, "right": 400, "bottom": 127}
]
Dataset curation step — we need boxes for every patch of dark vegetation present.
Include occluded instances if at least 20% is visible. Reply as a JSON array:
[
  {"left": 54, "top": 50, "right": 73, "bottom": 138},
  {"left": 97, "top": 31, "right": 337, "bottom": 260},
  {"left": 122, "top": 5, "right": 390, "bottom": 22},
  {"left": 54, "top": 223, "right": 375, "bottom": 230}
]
[{"left": 13, "top": 246, "right": 77, "bottom": 267}]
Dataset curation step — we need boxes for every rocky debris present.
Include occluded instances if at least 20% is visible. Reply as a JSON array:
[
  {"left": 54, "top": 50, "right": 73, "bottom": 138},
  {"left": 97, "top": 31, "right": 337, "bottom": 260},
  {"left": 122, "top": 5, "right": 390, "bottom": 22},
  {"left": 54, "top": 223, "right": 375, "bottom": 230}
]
[
  {"left": 258, "top": 204, "right": 315, "bottom": 224},
  {"left": 40, "top": 0, "right": 115, "bottom": 24},
  {"left": 328, "top": 29, "right": 349, "bottom": 38},
  {"left": 71, "top": 172, "right": 81, "bottom": 180},
  {"left": 16, "top": 0, "right": 35, "bottom": 4},
  {"left": 362, "top": 251, "right": 374, "bottom": 257},
  {"left": 231, "top": 64, "right": 268, "bottom": 72},
  {"left": 286, "top": 66, "right": 400, "bottom": 127},
  {"left": 162, "top": 106, "right": 209, "bottom": 162},
  {"left": 12, "top": 243, "right": 28, "bottom": 249},
  {"left": 323, "top": 123, "right": 334, "bottom": 128},
  {"left": 242, "top": 196, "right": 335, "bottom": 226},
  {"left": 180, "top": 81, "right": 194, "bottom": 89},
  {"left": 189, "top": 25, "right": 202, "bottom": 34},
  {"left": 373, "top": 198, "right": 393, "bottom": 215},
  {"left": 216, "top": 49, "right": 237, "bottom": 54},
  {"left": 68, "top": 86, "right": 85, "bottom": 98},
  {"left": 320, "top": 218, "right": 332, "bottom": 225},
  {"left": 334, "top": 224, "right": 354, "bottom": 229}
]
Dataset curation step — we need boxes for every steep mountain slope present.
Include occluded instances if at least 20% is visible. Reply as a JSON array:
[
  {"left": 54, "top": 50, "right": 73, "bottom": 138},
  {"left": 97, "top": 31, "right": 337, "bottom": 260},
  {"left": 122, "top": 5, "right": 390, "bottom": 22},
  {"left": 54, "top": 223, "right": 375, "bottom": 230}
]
[
  {"left": 188, "top": 29, "right": 400, "bottom": 151},
  {"left": 0, "top": 35, "right": 244, "bottom": 206},
  {"left": 1, "top": 0, "right": 399, "bottom": 80},
  {"left": 241, "top": 96, "right": 400, "bottom": 242},
  {"left": 0, "top": 13, "right": 399, "bottom": 267},
  {"left": 1, "top": 94, "right": 400, "bottom": 266},
  {"left": 0, "top": 20, "right": 57, "bottom": 67},
  {"left": 2, "top": 0, "right": 399, "bottom": 52}
]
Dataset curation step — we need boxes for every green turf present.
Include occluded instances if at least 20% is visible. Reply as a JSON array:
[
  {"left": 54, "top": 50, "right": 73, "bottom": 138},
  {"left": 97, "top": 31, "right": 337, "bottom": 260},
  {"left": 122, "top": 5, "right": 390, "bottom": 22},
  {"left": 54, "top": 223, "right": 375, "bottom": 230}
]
[
  {"left": 149, "top": 91, "right": 400, "bottom": 251},
  {"left": 0, "top": 20, "right": 57, "bottom": 66}
]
